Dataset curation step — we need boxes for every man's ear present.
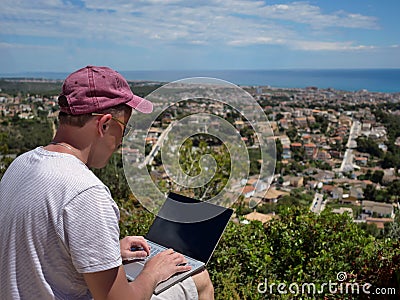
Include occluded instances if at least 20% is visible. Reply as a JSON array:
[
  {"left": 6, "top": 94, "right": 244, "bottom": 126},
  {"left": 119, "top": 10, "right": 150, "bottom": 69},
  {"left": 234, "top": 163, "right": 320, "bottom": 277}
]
[{"left": 96, "top": 114, "right": 112, "bottom": 137}]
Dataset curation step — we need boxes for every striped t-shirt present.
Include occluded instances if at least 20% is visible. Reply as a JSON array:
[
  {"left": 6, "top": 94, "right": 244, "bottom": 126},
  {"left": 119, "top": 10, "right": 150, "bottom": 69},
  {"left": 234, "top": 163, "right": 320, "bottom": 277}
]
[{"left": 0, "top": 147, "right": 122, "bottom": 299}]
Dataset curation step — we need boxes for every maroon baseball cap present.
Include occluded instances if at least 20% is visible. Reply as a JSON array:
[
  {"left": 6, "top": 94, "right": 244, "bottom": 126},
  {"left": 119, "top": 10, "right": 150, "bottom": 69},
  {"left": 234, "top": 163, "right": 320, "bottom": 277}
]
[{"left": 59, "top": 65, "right": 153, "bottom": 115}]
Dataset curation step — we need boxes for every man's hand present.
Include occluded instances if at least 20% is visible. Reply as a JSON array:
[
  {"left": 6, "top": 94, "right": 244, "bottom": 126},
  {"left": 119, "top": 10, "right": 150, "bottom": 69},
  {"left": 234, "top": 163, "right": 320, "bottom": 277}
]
[
  {"left": 120, "top": 236, "right": 150, "bottom": 260},
  {"left": 141, "top": 248, "right": 192, "bottom": 285},
  {"left": 85, "top": 241, "right": 193, "bottom": 299}
]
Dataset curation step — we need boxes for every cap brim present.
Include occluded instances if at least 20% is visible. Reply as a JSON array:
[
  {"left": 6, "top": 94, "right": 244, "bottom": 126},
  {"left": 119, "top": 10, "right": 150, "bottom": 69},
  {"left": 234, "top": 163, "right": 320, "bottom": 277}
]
[{"left": 126, "top": 95, "right": 153, "bottom": 114}]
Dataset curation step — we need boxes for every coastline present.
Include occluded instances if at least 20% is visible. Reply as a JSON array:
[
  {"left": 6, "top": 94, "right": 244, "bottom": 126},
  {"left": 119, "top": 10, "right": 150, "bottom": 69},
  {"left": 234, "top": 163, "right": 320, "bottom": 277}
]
[{"left": 1, "top": 68, "right": 400, "bottom": 93}]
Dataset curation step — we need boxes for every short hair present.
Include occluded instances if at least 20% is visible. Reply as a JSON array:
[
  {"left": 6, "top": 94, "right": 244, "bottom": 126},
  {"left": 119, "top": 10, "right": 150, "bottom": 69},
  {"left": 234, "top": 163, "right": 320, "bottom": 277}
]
[{"left": 58, "top": 100, "right": 131, "bottom": 127}]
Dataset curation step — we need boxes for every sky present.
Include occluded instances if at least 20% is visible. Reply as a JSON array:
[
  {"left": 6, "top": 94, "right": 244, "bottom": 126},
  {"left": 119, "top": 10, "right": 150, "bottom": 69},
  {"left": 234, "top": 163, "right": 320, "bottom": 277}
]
[{"left": 1, "top": 0, "right": 399, "bottom": 74}]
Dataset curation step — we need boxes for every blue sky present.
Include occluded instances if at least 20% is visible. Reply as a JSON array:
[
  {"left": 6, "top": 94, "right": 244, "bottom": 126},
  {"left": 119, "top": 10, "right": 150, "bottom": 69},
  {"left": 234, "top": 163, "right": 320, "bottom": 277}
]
[{"left": 1, "top": 0, "right": 399, "bottom": 73}]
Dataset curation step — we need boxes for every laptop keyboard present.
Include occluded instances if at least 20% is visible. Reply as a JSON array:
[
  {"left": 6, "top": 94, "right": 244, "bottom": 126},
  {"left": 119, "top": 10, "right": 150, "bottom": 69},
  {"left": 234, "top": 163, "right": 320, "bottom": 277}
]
[{"left": 144, "top": 241, "right": 203, "bottom": 269}]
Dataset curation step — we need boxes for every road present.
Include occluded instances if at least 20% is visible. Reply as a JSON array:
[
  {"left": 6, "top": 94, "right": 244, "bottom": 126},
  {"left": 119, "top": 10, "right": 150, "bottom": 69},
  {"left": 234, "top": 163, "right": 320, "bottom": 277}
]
[
  {"left": 339, "top": 119, "right": 360, "bottom": 173},
  {"left": 139, "top": 122, "right": 174, "bottom": 169}
]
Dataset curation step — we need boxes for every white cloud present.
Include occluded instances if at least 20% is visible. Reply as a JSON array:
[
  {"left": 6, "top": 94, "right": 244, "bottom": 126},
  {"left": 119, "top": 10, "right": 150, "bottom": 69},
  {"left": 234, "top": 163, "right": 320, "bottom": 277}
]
[
  {"left": 0, "top": 42, "right": 59, "bottom": 50},
  {"left": 292, "top": 40, "right": 376, "bottom": 51},
  {"left": 0, "top": 0, "right": 381, "bottom": 51},
  {"left": 255, "top": 2, "right": 379, "bottom": 30}
]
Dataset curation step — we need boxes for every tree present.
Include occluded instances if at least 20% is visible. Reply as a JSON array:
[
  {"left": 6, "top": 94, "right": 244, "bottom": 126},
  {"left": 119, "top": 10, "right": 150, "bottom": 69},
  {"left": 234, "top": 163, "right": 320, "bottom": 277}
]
[
  {"left": 205, "top": 207, "right": 400, "bottom": 299},
  {"left": 275, "top": 113, "right": 284, "bottom": 121},
  {"left": 275, "top": 139, "right": 283, "bottom": 161},
  {"left": 356, "top": 137, "right": 383, "bottom": 158},
  {"left": 363, "top": 184, "right": 377, "bottom": 200},
  {"left": 93, "top": 153, "right": 132, "bottom": 201},
  {"left": 371, "top": 170, "right": 384, "bottom": 185},
  {"left": 286, "top": 127, "right": 298, "bottom": 142}
]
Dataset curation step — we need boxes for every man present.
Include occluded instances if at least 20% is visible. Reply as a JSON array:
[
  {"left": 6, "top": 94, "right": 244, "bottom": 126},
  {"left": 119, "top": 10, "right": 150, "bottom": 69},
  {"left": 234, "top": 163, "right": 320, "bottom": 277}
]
[{"left": 0, "top": 66, "right": 214, "bottom": 299}]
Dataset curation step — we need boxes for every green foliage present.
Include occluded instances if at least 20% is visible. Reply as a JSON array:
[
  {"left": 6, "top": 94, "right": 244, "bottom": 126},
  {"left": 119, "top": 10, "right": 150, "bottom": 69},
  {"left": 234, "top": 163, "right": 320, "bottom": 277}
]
[
  {"left": 356, "top": 137, "right": 383, "bottom": 158},
  {"left": 0, "top": 117, "right": 53, "bottom": 154},
  {"left": 275, "top": 139, "right": 283, "bottom": 161},
  {"left": 114, "top": 186, "right": 400, "bottom": 299},
  {"left": 372, "top": 109, "right": 400, "bottom": 169},
  {"left": 175, "top": 135, "right": 232, "bottom": 199},
  {"left": 208, "top": 208, "right": 399, "bottom": 299},
  {"left": 248, "top": 148, "right": 261, "bottom": 176},
  {"left": 208, "top": 220, "right": 270, "bottom": 299},
  {"left": 314, "top": 114, "right": 329, "bottom": 133},
  {"left": 0, "top": 79, "right": 62, "bottom": 96},
  {"left": 286, "top": 127, "right": 298, "bottom": 142},
  {"left": 92, "top": 153, "right": 132, "bottom": 201},
  {"left": 0, "top": 155, "right": 14, "bottom": 179}
]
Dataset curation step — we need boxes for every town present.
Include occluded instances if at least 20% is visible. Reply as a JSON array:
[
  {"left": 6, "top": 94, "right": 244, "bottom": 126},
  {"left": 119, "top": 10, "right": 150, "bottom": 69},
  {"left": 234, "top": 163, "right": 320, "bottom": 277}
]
[{"left": 1, "top": 79, "right": 400, "bottom": 237}]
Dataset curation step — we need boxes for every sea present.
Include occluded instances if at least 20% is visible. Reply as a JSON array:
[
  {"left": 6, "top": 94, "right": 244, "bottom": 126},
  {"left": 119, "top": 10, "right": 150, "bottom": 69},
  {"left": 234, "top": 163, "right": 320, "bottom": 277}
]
[{"left": 2, "top": 69, "right": 400, "bottom": 93}]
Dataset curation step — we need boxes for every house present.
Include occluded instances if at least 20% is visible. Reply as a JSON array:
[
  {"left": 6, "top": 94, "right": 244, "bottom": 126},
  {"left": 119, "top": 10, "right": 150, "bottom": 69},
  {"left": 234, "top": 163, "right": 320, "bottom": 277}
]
[
  {"left": 317, "top": 149, "right": 331, "bottom": 161},
  {"left": 279, "top": 118, "right": 289, "bottom": 130},
  {"left": 304, "top": 143, "right": 317, "bottom": 159},
  {"left": 332, "top": 207, "right": 353, "bottom": 217},
  {"left": 355, "top": 156, "right": 368, "bottom": 166},
  {"left": 313, "top": 170, "right": 335, "bottom": 184},
  {"left": 282, "top": 144, "right": 291, "bottom": 159},
  {"left": 307, "top": 116, "right": 316, "bottom": 125},
  {"left": 243, "top": 211, "right": 277, "bottom": 224},
  {"left": 306, "top": 180, "right": 318, "bottom": 190},
  {"left": 339, "top": 116, "right": 352, "bottom": 127},
  {"left": 253, "top": 188, "right": 289, "bottom": 203},
  {"left": 302, "top": 134, "right": 312, "bottom": 144},
  {"left": 294, "top": 117, "right": 308, "bottom": 128},
  {"left": 290, "top": 176, "right": 304, "bottom": 187},
  {"left": 322, "top": 184, "right": 334, "bottom": 195},
  {"left": 350, "top": 186, "right": 364, "bottom": 200},
  {"left": 253, "top": 180, "right": 269, "bottom": 192},
  {"left": 332, "top": 187, "right": 344, "bottom": 200},
  {"left": 362, "top": 200, "right": 395, "bottom": 218},
  {"left": 382, "top": 168, "right": 397, "bottom": 184},
  {"left": 341, "top": 195, "right": 359, "bottom": 205},
  {"left": 291, "top": 142, "right": 302, "bottom": 149},
  {"left": 241, "top": 185, "right": 256, "bottom": 198},
  {"left": 234, "top": 120, "right": 245, "bottom": 129}
]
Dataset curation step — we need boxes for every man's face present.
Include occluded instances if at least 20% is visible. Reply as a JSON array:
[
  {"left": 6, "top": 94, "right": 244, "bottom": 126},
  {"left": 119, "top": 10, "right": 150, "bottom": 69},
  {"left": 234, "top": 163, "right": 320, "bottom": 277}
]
[{"left": 89, "top": 109, "right": 132, "bottom": 169}]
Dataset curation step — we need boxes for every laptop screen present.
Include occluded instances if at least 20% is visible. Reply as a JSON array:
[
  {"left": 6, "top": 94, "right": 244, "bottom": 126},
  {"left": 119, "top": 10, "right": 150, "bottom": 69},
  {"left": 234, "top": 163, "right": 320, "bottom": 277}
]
[{"left": 145, "top": 192, "right": 233, "bottom": 263}]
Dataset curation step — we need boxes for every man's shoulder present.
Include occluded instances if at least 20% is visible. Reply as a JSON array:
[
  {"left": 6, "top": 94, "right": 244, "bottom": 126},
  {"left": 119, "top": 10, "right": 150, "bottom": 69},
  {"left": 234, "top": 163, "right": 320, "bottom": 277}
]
[{"left": 29, "top": 147, "right": 105, "bottom": 189}]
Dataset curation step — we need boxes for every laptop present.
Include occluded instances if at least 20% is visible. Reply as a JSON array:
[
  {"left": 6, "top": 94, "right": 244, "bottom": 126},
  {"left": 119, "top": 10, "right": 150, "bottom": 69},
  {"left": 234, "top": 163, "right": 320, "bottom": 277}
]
[{"left": 123, "top": 192, "right": 233, "bottom": 295}]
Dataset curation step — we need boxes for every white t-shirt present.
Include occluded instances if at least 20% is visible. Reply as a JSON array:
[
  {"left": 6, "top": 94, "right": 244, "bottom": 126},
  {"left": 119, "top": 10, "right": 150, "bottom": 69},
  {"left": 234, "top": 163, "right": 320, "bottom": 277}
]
[{"left": 0, "top": 147, "right": 122, "bottom": 299}]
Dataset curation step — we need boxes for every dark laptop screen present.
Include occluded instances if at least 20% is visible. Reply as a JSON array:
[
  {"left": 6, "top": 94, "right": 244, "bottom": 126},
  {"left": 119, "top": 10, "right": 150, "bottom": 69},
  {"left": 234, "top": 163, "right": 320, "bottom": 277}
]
[{"left": 145, "top": 192, "right": 233, "bottom": 263}]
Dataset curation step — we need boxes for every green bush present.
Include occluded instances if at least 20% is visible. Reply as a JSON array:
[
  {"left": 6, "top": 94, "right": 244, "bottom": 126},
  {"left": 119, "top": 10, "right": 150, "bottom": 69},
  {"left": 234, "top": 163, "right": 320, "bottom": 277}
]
[{"left": 116, "top": 199, "right": 400, "bottom": 299}]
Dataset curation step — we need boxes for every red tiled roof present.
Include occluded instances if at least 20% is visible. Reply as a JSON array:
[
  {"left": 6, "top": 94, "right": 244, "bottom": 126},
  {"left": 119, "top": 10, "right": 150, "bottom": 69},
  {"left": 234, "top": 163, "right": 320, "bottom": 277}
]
[
  {"left": 291, "top": 142, "right": 302, "bottom": 147},
  {"left": 242, "top": 185, "right": 256, "bottom": 194},
  {"left": 304, "top": 143, "right": 316, "bottom": 148}
]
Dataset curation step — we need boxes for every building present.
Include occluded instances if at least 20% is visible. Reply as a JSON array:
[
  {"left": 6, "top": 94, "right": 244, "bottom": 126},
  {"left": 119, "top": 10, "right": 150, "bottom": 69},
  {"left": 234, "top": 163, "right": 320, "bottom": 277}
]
[
  {"left": 304, "top": 143, "right": 317, "bottom": 159},
  {"left": 241, "top": 185, "right": 256, "bottom": 198},
  {"left": 290, "top": 176, "right": 304, "bottom": 187},
  {"left": 355, "top": 156, "right": 368, "bottom": 166},
  {"left": 332, "top": 207, "right": 353, "bottom": 217},
  {"left": 331, "top": 187, "right": 344, "bottom": 200},
  {"left": 243, "top": 211, "right": 277, "bottom": 224},
  {"left": 362, "top": 200, "right": 395, "bottom": 219},
  {"left": 282, "top": 144, "right": 291, "bottom": 159}
]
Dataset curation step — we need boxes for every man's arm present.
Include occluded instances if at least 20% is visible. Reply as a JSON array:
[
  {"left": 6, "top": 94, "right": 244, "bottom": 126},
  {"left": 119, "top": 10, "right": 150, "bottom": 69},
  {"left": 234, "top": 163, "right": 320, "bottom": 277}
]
[
  {"left": 83, "top": 265, "right": 155, "bottom": 300},
  {"left": 84, "top": 249, "right": 191, "bottom": 300}
]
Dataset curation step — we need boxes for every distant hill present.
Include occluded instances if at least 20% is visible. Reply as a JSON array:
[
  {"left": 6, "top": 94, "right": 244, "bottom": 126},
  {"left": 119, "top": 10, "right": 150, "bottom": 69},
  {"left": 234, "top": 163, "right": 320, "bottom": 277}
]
[
  {"left": 0, "top": 78, "right": 162, "bottom": 98},
  {"left": 0, "top": 79, "right": 63, "bottom": 96}
]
